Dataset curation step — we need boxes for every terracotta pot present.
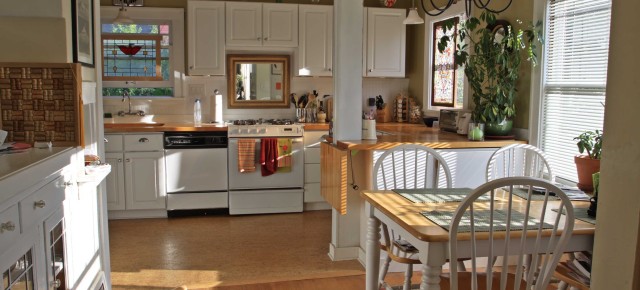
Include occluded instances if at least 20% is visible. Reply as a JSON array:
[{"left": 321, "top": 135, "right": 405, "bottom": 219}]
[{"left": 574, "top": 155, "right": 600, "bottom": 192}]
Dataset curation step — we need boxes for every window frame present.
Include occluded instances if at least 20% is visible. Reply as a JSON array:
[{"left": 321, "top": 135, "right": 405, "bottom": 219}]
[
  {"left": 423, "top": 1, "right": 467, "bottom": 117},
  {"left": 99, "top": 6, "right": 184, "bottom": 98}
]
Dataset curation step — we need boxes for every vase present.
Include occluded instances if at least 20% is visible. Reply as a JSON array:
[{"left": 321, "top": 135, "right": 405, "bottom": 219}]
[
  {"left": 574, "top": 155, "right": 600, "bottom": 192},
  {"left": 485, "top": 119, "right": 513, "bottom": 136},
  {"left": 467, "top": 123, "right": 485, "bottom": 141}
]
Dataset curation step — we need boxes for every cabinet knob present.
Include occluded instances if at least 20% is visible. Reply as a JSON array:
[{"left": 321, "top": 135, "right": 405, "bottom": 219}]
[
  {"left": 63, "top": 181, "right": 74, "bottom": 187},
  {"left": 257, "top": 37, "right": 261, "bottom": 40},
  {"left": 118, "top": 158, "right": 123, "bottom": 163},
  {"left": 189, "top": 65, "right": 194, "bottom": 69},
  {"left": 126, "top": 158, "right": 131, "bottom": 163},
  {"left": 368, "top": 69, "right": 373, "bottom": 72},
  {"left": 34, "top": 200, "right": 46, "bottom": 209},
  {"left": 51, "top": 279, "right": 61, "bottom": 288},
  {"left": 104, "top": 138, "right": 109, "bottom": 143},
  {"left": 138, "top": 137, "right": 149, "bottom": 143},
  {"left": 327, "top": 68, "right": 332, "bottom": 71},
  {"left": 264, "top": 37, "right": 268, "bottom": 41},
  {"left": 0, "top": 221, "right": 16, "bottom": 233}
]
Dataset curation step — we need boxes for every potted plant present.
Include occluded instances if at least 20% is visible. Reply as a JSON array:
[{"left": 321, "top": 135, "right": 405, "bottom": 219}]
[
  {"left": 438, "top": 11, "right": 542, "bottom": 136},
  {"left": 574, "top": 130, "right": 603, "bottom": 192}
]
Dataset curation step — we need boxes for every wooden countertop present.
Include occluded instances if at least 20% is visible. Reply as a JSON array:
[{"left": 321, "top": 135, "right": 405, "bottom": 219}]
[
  {"left": 104, "top": 122, "right": 329, "bottom": 133},
  {"left": 334, "top": 123, "right": 525, "bottom": 150}
]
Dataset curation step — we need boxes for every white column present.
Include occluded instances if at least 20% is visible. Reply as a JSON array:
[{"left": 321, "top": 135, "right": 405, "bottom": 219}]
[{"left": 332, "top": 0, "right": 363, "bottom": 141}]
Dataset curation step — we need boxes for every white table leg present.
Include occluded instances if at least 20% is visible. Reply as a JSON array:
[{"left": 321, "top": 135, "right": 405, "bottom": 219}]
[
  {"left": 420, "top": 263, "right": 442, "bottom": 290},
  {"left": 366, "top": 216, "right": 381, "bottom": 290}
]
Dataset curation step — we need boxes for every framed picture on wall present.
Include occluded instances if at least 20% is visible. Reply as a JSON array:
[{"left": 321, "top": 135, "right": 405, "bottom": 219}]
[{"left": 72, "top": 0, "right": 95, "bottom": 67}]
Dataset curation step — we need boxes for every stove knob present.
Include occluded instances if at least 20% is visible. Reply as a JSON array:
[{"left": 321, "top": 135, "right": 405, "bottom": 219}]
[
  {"left": 230, "top": 128, "right": 239, "bottom": 135},
  {"left": 258, "top": 127, "right": 266, "bottom": 134},
  {"left": 249, "top": 128, "right": 257, "bottom": 134}
]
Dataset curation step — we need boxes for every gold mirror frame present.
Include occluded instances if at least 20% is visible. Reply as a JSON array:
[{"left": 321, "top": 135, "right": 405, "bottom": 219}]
[{"left": 227, "top": 54, "right": 290, "bottom": 108}]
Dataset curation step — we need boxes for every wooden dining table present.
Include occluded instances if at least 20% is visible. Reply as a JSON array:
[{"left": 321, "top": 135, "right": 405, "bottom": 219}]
[{"left": 362, "top": 190, "right": 596, "bottom": 290}]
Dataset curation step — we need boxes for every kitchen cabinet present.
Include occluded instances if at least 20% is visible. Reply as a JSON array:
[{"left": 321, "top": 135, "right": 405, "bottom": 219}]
[
  {"left": 226, "top": 2, "right": 298, "bottom": 47},
  {"left": 187, "top": 1, "right": 225, "bottom": 76},
  {"left": 303, "top": 130, "right": 330, "bottom": 210},
  {"left": 296, "top": 5, "right": 332, "bottom": 76},
  {"left": 105, "top": 133, "right": 166, "bottom": 216},
  {"left": 363, "top": 7, "right": 406, "bottom": 77}
]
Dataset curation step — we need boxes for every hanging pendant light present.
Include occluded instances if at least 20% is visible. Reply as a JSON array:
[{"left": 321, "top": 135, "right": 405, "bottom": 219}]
[
  {"left": 114, "top": 0, "right": 134, "bottom": 24},
  {"left": 403, "top": 0, "right": 424, "bottom": 25}
]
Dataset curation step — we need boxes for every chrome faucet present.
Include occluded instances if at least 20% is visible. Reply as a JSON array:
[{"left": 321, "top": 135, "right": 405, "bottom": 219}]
[{"left": 117, "top": 89, "right": 145, "bottom": 116}]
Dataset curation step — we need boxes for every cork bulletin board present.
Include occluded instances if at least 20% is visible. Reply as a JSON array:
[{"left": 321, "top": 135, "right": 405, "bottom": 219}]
[{"left": 0, "top": 63, "right": 84, "bottom": 147}]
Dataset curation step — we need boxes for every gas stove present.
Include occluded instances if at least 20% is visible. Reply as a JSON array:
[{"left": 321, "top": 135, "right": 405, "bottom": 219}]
[{"left": 227, "top": 118, "right": 303, "bottom": 137}]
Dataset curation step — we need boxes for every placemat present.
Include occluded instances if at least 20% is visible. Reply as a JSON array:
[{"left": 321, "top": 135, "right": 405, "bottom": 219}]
[
  {"left": 552, "top": 207, "right": 596, "bottom": 225},
  {"left": 509, "top": 187, "right": 560, "bottom": 201},
  {"left": 421, "top": 209, "right": 554, "bottom": 233},
  {"left": 393, "top": 188, "right": 490, "bottom": 203}
]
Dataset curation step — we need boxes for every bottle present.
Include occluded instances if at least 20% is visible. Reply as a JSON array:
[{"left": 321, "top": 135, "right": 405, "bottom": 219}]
[{"left": 194, "top": 99, "right": 202, "bottom": 126}]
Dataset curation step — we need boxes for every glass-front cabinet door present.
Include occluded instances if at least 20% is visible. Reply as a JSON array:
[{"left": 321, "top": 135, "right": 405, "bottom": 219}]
[
  {"left": 44, "top": 208, "right": 65, "bottom": 290},
  {"left": 2, "top": 250, "right": 35, "bottom": 290}
]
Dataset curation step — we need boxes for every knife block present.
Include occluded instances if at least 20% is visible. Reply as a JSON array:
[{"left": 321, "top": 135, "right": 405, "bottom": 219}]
[{"left": 376, "top": 106, "right": 391, "bottom": 123}]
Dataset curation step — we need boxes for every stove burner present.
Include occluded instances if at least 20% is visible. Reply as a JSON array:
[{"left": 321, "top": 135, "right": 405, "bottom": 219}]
[{"left": 231, "top": 119, "right": 295, "bottom": 126}]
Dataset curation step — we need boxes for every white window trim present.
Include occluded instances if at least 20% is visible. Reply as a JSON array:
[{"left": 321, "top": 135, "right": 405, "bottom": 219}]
[
  {"left": 423, "top": 1, "right": 467, "bottom": 117},
  {"left": 528, "top": 0, "right": 548, "bottom": 147},
  {"left": 100, "top": 7, "right": 185, "bottom": 98}
]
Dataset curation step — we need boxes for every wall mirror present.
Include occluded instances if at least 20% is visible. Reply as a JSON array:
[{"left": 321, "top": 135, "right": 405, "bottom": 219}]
[{"left": 227, "top": 54, "right": 290, "bottom": 108}]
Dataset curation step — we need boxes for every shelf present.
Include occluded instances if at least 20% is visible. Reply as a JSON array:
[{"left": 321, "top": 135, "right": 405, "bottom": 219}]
[{"left": 76, "top": 164, "right": 111, "bottom": 186}]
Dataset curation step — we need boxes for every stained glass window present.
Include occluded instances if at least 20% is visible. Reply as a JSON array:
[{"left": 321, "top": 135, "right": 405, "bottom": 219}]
[{"left": 431, "top": 17, "right": 464, "bottom": 108}]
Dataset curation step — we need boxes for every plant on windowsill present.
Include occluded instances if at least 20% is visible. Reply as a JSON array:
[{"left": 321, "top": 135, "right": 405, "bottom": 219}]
[
  {"left": 574, "top": 129, "right": 603, "bottom": 192},
  {"left": 438, "top": 11, "right": 543, "bottom": 136}
]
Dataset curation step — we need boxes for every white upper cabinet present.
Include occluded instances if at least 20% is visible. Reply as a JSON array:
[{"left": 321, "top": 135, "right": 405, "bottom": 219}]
[
  {"left": 296, "top": 5, "right": 332, "bottom": 76},
  {"left": 363, "top": 7, "right": 406, "bottom": 77},
  {"left": 187, "top": 1, "right": 225, "bottom": 75},
  {"left": 226, "top": 2, "right": 298, "bottom": 47}
]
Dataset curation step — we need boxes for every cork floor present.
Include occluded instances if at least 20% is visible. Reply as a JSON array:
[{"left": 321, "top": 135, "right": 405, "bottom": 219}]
[{"left": 108, "top": 210, "right": 365, "bottom": 290}]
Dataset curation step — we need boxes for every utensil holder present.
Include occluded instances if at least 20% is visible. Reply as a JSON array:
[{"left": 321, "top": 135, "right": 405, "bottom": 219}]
[
  {"left": 362, "top": 119, "right": 377, "bottom": 140},
  {"left": 305, "top": 108, "right": 317, "bottom": 123},
  {"left": 296, "top": 108, "right": 306, "bottom": 123}
]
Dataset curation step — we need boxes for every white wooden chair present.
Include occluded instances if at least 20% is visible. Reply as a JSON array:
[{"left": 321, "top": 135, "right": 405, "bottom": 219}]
[
  {"left": 486, "top": 144, "right": 553, "bottom": 182},
  {"left": 445, "top": 177, "right": 575, "bottom": 290},
  {"left": 373, "top": 144, "right": 452, "bottom": 290}
]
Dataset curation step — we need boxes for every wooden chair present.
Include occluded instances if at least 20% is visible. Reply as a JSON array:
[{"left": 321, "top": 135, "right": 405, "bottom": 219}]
[
  {"left": 446, "top": 177, "right": 575, "bottom": 290},
  {"left": 486, "top": 144, "right": 553, "bottom": 182},
  {"left": 373, "top": 144, "right": 452, "bottom": 290}
]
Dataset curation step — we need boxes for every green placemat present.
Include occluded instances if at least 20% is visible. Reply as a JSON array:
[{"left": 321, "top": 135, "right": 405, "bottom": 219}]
[
  {"left": 509, "top": 187, "right": 560, "bottom": 201},
  {"left": 552, "top": 207, "right": 596, "bottom": 225},
  {"left": 421, "top": 209, "right": 554, "bottom": 233},
  {"left": 393, "top": 188, "right": 490, "bottom": 203}
]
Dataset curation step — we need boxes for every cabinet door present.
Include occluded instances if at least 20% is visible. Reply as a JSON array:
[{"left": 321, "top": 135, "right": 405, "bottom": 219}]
[
  {"left": 297, "top": 5, "right": 332, "bottom": 76},
  {"left": 226, "top": 2, "right": 262, "bottom": 47},
  {"left": 105, "top": 152, "right": 126, "bottom": 210},
  {"left": 364, "top": 8, "right": 406, "bottom": 77},
  {"left": 124, "top": 151, "right": 166, "bottom": 210},
  {"left": 263, "top": 3, "right": 298, "bottom": 47},
  {"left": 187, "top": 1, "right": 225, "bottom": 76}
]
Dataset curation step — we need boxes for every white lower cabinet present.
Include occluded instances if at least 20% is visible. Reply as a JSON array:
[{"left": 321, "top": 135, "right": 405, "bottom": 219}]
[
  {"left": 105, "top": 133, "right": 166, "bottom": 215},
  {"left": 303, "top": 130, "right": 330, "bottom": 210}
]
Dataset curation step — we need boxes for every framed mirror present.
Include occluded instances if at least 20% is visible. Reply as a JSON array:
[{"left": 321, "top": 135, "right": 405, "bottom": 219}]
[{"left": 227, "top": 54, "right": 290, "bottom": 108}]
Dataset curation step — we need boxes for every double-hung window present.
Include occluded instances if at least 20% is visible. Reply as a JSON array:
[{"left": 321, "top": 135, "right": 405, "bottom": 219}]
[
  {"left": 100, "top": 7, "right": 184, "bottom": 98},
  {"left": 537, "top": 0, "right": 611, "bottom": 183},
  {"left": 424, "top": 2, "right": 466, "bottom": 113}
]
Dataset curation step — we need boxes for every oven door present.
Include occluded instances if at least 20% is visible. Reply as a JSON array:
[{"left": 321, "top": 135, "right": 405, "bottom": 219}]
[{"left": 228, "top": 137, "right": 304, "bottom": 190}]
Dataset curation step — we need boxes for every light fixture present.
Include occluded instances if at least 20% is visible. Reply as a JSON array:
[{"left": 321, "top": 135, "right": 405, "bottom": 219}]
[
  {"left": 404, "top": 0, "right": 424, "bottom": 25},
  {"left": 113, "top": 0, "right": 134, "bottom": 25},
  {"left": 418, "top": 0, "right": 513, "bottom": 17}
]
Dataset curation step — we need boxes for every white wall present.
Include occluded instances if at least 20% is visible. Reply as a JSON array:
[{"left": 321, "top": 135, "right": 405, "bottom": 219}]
[{"left": 590, "top": 0, "right": 640, "bottom": 288}]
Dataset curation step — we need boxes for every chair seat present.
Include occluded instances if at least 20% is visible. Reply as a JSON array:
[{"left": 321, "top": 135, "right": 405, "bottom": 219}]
[{"left": 440, "top": 272, "right": 527, "bottom": 290}]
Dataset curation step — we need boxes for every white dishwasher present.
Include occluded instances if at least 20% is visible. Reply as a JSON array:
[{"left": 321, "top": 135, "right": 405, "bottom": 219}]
[{"left": 164, "top": 131, "right": 228, "bottom": 211}]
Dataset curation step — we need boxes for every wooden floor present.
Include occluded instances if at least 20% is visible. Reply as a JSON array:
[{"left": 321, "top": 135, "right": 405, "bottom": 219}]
[{"left": 109, "top": 210, "right": 560, "bottom": 290}]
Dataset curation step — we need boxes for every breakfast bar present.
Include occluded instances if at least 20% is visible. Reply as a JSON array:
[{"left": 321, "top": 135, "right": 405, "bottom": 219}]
[{"left": 320, "top": 123, "right": 526, "bottom": 262}]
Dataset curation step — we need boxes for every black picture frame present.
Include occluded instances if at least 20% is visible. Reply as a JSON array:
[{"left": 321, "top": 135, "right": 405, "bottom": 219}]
[{"left": 72, "top": 0, "right": 95, "bottom": 67}]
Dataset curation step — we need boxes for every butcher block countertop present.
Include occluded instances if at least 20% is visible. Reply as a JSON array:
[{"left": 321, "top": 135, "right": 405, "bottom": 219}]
[{"left": 332, "top": 123, "right": 526, "bottom": 150}]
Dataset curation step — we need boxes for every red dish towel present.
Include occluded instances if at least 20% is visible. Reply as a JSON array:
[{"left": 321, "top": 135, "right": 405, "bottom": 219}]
[
  {"left": 260, "top": 138, "right": 278, "bottom": 176},
  {"left": 237, "top": 139, "right": 256, "bottom": 173}
]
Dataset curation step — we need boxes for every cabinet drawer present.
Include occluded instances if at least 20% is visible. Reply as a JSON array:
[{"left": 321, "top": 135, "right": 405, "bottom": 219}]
[
  {"left": 303, "top": 131, "right": 327, "bottom": 148},
  {"left": 0, "top": 204, "right": 20, "bottom": 252},
  {"left": 304, "top": 164, "right": 320, "bottom": 183},
  {"left": 304, "top": 147, "right": 321, "bottom": 164},
  {"left": 304, "top": 183, "right": 324, "bottom": 203},
  {"left": 20, "top": 176, "right": 65, "bottom": 230},
  {"left": 124, "top": 134, "right": 164, "bottom": 151},
  {"left": 104, "top": 134, "right": 123, "bottom": 152}
]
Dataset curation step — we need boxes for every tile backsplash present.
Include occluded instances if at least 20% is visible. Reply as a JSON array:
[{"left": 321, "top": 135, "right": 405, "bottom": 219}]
[{"left": 103, "top": 75, "right": 410, "bottom": 122}]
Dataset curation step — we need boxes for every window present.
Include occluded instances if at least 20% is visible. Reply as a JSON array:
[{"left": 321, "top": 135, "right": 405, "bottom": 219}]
[
  {"left": 100, "top": 7, "right": 184, "bottom": 98},
  {"left": 424, "top": 2, "right": 466, "bottom": 113},
  {"left": 538, "top": 0, "right": 611, "bottom": 182}
]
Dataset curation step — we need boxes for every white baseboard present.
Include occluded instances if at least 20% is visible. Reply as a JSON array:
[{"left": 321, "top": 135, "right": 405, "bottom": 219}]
[
  {"left": 304, "top": 202, "right": 332, "bottom": 211},
  {"left": 328, "top": 243, "right": 361, "bottom": 261},
  {"left": 107, "top": 209, "right": 167, "bottom": 219}
]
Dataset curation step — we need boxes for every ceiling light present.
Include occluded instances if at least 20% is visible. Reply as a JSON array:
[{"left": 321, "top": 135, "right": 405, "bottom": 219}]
[
  {"left": 113, "top": 0, "right": 134, "bottom": 24},
  {"left": 418, "top": 0, "right": 513, "bottom": 17},
  {"left": 404, "top": 0, "right": 424, "bottom": 25}
]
